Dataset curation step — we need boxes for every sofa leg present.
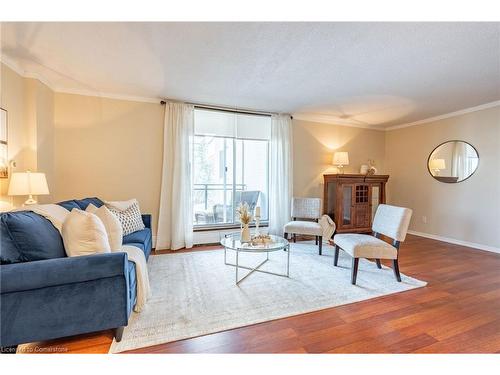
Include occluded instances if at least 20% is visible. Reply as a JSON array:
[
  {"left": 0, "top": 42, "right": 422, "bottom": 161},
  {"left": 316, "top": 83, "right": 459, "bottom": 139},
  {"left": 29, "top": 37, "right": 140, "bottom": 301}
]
[
  {"left": 351, "top": 258, "right": 359, "bottom": 285},
  {"left": 376, "top": 259, "right": 382, "bottom": 269},
  {"left": 318, "top": 236, "right": 323, "bottom": 255},
  {"left": 293, "top": 234, "right": 296, "bottom": 243},
  {"left": 393, "top": 259, "right": 402, "bottom": 282},
  {"left": 114, "top": 326, "right": 125, "bottom": 342},
  {"left": 334, "top": 245, "right": 340, "bottom": 266}
]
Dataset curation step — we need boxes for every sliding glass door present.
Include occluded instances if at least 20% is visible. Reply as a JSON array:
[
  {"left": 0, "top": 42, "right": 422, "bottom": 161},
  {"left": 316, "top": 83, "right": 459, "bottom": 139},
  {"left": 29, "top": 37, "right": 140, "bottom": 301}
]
[{"left": 192, "top": 109, "right": 270, "bottom": 228}]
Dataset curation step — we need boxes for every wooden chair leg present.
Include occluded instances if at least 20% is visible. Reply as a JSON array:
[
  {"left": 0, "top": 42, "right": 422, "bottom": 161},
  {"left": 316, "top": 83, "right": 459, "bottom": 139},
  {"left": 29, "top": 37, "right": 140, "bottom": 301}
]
[
  {"left": 318, "top": 236, "right": 322, "bottom": 255},
  {"left": 393, "top": 259, "right": 401, "bottom": 282},
  {"left": 376, "top": 259, "right": 382, "bottom": 269},
  {"left": 293, "top": 234, "right": 296, "bottom": 243},
  {"left": 334, "top": 245, "right": 340, "bottom": 266},
  {"left": 315, "top": 236, "right": 318, "bottom": 245},
  {"left": 351, "top": 258, "right": 359, "bottom": 285}
]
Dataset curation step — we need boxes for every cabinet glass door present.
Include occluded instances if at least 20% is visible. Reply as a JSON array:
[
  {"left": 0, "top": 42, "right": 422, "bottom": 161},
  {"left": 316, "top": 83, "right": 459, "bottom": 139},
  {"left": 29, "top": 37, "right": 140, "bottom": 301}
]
[
  {"left": 342, "top": 185, "right": 353, "bottom": 225},
  {"left": 354, "top": 184, "right": 370, "bottom": 228}
]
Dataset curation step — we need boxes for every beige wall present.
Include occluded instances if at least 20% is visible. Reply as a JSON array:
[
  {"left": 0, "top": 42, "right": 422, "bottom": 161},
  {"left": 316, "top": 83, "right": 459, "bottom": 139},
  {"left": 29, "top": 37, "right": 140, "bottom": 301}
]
[
  {"left": 0, "top": 64, "right": 54, "bottom": 206},
  {"left": 292, "top": 119, "right": 386, "bottom": 198},
  {"left": 385, "top": 106, "right": 500, "bottom": 249},
  {"left": 54, "top": 93, "right": 164, "bottom": 233},
  {"left": 34, "top": 80, "right": 55, "bottom": 203}
]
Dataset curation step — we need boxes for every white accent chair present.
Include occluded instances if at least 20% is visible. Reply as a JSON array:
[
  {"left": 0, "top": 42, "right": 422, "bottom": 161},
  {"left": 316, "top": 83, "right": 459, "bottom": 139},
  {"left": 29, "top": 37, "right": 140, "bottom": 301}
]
[
  {"left": 333, "top": 204, "right": 412, "bottom": 285},
  {"left": 283, "top": 197, "right": 323, "bottom": 255}
]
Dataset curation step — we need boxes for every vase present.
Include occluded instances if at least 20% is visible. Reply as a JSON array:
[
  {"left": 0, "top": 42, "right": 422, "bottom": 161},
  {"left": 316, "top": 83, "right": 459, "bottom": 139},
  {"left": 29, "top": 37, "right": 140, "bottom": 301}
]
[{"left": 241, "top": 224, "right": 251, "bottom": 242}]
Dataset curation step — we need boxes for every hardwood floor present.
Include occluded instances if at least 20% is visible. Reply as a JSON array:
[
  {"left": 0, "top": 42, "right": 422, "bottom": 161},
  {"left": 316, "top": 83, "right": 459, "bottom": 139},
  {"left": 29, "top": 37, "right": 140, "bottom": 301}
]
[{"left": 20, "top": 235, "right": 500, "bottom": 354}]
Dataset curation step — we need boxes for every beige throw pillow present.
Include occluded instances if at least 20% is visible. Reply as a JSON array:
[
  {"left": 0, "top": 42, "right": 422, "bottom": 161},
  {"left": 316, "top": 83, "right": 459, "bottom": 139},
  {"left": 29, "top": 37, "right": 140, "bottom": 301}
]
[
  {"left": 62, "top": 209, "right": 111, "bottom": 257},
  {"left": 86, "top": 203, "right": 123, "bottom": 251}
]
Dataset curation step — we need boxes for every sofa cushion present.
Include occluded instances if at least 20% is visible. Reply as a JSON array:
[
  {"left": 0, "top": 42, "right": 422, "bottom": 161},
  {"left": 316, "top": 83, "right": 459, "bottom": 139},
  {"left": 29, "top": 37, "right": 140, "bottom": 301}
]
[
  {"left": 57, "top": 199, "right": 81, "bottom": 211},
  {"left": 123, "top": 228, "right": 152, "bottom": 258},
  {"left": 0, "top": 218, "right": 25, "bottom": 264},
  {"left": 75, "top": 197, "right": 104, "bottom": 210},
  {"left": 123, "top": 228, "right": 151, "bottom": 246},
  {"left": 57, "top": 197, "right": 104, "bottom": 211},
  {"left": 0, "top": 211, "right": 66, "bottom": 264}
]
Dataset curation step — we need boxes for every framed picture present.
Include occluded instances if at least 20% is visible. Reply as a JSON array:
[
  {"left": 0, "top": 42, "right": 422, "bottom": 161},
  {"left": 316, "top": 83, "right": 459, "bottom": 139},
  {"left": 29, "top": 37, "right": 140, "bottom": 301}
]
[{"left": 0, "top": 108, "right": 7, "bottom": 178}]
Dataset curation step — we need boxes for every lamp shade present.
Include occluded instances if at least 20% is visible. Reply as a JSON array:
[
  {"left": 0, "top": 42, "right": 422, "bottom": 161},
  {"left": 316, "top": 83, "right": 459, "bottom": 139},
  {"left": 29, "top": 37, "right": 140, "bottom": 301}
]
[
  {"left": 333, "top": 152, "right": 349, "bottom": 166},
  {"left": 8, "top": 172, "right": 49, "bottom": 196},
  {"left": 429, "top": 159, "right": 446, "bottom": 170}
]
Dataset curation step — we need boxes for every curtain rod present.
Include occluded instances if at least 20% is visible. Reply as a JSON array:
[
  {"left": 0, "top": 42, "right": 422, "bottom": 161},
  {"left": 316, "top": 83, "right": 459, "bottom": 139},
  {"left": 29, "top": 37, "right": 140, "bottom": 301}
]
[{"left": 159, "top": 99, "right": 292, "bottom": 118}]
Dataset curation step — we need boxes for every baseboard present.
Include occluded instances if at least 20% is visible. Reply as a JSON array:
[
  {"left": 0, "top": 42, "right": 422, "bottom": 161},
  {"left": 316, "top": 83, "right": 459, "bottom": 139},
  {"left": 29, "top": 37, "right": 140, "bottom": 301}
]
[{"left": 407, "top": 230, "right": 500, "bottom": 254}]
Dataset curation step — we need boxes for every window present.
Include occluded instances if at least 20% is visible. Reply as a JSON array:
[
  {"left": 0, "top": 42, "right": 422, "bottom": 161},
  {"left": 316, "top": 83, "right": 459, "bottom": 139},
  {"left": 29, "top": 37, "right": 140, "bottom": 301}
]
[{"left": 192, "top": 108, "right": 270, "bottom": 228}]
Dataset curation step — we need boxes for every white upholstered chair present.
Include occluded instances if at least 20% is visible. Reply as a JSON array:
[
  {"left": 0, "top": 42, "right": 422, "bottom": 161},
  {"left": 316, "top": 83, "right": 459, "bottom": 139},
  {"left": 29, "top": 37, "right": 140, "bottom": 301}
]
[
  {"left": 284, "top": 197, "right": 323, "bottom": 255},
  {"left": 333, "top": 204, "right": 412, "bottom": 285}
]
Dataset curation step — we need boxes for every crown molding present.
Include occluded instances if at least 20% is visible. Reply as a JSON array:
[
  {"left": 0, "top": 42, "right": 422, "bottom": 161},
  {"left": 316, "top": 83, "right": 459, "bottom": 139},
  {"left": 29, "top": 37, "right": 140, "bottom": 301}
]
[
  {"left": 52, "top": 87, "right": 160, "bottom": 104},
  {"left": 386, "top": 100, "right": 500, "bottom": 131},
  {"left": 0, "top": 55, "right": 56, "bottom": 91},
  {"left": 1, "top": 56, "right": 160, "bottom": 104},
  {"left": 292, "top": 113, "right": 386, "bottom": 131},
  {"left": 1, "top": 55, "right": 27, "bottom": 78}
]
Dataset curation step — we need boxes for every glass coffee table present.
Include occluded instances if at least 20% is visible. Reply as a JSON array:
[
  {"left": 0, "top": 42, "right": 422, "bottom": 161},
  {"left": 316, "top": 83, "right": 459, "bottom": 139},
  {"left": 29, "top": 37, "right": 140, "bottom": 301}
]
[{"left": 221, "top": 233, "right": 290, "bottom": 285}]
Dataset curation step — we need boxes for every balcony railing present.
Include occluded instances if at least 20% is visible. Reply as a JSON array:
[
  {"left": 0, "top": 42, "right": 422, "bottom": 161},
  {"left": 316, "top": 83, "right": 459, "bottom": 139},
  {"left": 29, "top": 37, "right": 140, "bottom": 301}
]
[
  {"left": 193, "top": 183, "right": 249, "bottom": 225},
  {"left": 193, "top": 183, "right": 247, "bottom": 210}
]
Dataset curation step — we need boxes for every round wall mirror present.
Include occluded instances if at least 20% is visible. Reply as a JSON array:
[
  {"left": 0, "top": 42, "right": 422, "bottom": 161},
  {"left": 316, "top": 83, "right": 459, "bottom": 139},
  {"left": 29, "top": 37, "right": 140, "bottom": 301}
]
[{"left": 427, "top": 141, "right": 479, "bottom": 183}]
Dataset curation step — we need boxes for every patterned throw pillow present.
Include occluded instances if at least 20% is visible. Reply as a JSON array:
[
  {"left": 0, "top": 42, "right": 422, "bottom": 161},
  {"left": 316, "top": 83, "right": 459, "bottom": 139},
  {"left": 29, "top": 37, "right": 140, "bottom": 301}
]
[{"left": 105, "top": 199, "right": 145, "bottom": 236}]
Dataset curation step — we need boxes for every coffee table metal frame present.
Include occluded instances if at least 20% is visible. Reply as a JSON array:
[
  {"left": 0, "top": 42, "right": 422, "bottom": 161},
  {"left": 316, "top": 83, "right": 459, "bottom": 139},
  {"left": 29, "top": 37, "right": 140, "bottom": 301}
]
[{"left": 221, "top": 233, "right": 290, "bottom": 285}]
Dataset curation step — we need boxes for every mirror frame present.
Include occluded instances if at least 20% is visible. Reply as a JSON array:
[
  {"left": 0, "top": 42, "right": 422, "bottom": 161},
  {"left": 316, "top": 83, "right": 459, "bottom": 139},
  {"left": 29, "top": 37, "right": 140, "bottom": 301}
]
[{"left": 427, "top": 140, "right": 479, "bottom": 184}]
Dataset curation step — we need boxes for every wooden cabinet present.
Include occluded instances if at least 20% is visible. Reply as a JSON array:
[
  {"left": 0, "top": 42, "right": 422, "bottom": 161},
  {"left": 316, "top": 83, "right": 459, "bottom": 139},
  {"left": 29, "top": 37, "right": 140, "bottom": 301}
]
[{"left": 323, "top": 174, "right": 389, "bottom": 234}]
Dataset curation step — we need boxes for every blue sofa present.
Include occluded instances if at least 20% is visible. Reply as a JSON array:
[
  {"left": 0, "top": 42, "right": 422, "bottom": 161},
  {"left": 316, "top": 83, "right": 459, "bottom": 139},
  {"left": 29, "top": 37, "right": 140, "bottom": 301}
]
[{"left": 0, "top": 197, "right": 152, "bottom": 349}]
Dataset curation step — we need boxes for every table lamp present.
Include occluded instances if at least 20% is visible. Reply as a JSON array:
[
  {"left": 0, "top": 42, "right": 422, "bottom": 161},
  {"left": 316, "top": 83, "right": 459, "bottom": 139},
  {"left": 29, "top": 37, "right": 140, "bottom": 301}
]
[
  {"left": 429, "top": 159, "right": 446, "bottom": 176},
  {"left": 8, "top": 171, "right": 49, "bottom": 205},
  {"left": 333, "top": 152, "right": 349, "bottom": 174}
]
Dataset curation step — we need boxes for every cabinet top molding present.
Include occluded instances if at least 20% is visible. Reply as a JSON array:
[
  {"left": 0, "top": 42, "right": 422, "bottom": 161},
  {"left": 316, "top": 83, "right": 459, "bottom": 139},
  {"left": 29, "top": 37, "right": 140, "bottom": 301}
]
[{"left": 323, "top": 174, "right": 390, "bottom": 181}]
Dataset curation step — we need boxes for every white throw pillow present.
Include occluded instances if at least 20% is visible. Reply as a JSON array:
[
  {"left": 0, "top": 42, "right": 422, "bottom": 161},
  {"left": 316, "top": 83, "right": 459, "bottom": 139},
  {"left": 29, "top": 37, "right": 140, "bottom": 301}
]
[
  {"left": 62, "top": 209, "right": 111, "bottom": 257},
  {"left": 105, "top": 199, "right": 145, "bottom": 236},
  {"left": 86, "top": 204, "right": 123, "bottom": 251}
]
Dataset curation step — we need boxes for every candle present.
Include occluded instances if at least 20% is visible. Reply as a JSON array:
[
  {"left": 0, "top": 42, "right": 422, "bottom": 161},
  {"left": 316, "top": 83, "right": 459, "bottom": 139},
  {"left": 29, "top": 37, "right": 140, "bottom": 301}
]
[{"left": 255, "top": 206, "right": 261, "bottom": 217}]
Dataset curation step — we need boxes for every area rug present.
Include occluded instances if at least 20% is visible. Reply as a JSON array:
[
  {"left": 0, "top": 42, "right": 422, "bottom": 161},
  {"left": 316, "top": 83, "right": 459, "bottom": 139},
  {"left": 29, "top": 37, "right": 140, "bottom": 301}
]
[{"left": 109, "top": 242, "right": 426, "bottom": 353}]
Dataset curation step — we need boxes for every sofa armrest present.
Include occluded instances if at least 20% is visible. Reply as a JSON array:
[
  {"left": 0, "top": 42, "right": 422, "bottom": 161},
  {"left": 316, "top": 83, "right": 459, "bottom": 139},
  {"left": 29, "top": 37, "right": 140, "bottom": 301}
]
[
  {"left": 0, "top": 252, "right": 128, "bottom": 294},
  {"left": 142, "top": 214, "right": 152, "bottom": 229}
]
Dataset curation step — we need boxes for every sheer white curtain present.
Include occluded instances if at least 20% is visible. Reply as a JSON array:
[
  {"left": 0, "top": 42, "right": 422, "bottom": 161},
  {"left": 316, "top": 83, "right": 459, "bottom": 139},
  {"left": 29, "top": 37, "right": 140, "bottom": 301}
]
[
  {"left": 268, "top": 114, "right": 293, "bottom": 236},
  {"left": 156, "top": 102, "right": 194, "bottom": 250}
]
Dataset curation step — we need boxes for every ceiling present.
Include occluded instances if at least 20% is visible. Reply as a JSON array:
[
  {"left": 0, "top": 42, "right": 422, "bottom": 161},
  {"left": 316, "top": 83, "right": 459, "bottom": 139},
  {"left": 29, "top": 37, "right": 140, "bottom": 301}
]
[{"left": 1, "top": 22, "right": 499, "bottom": 129}]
